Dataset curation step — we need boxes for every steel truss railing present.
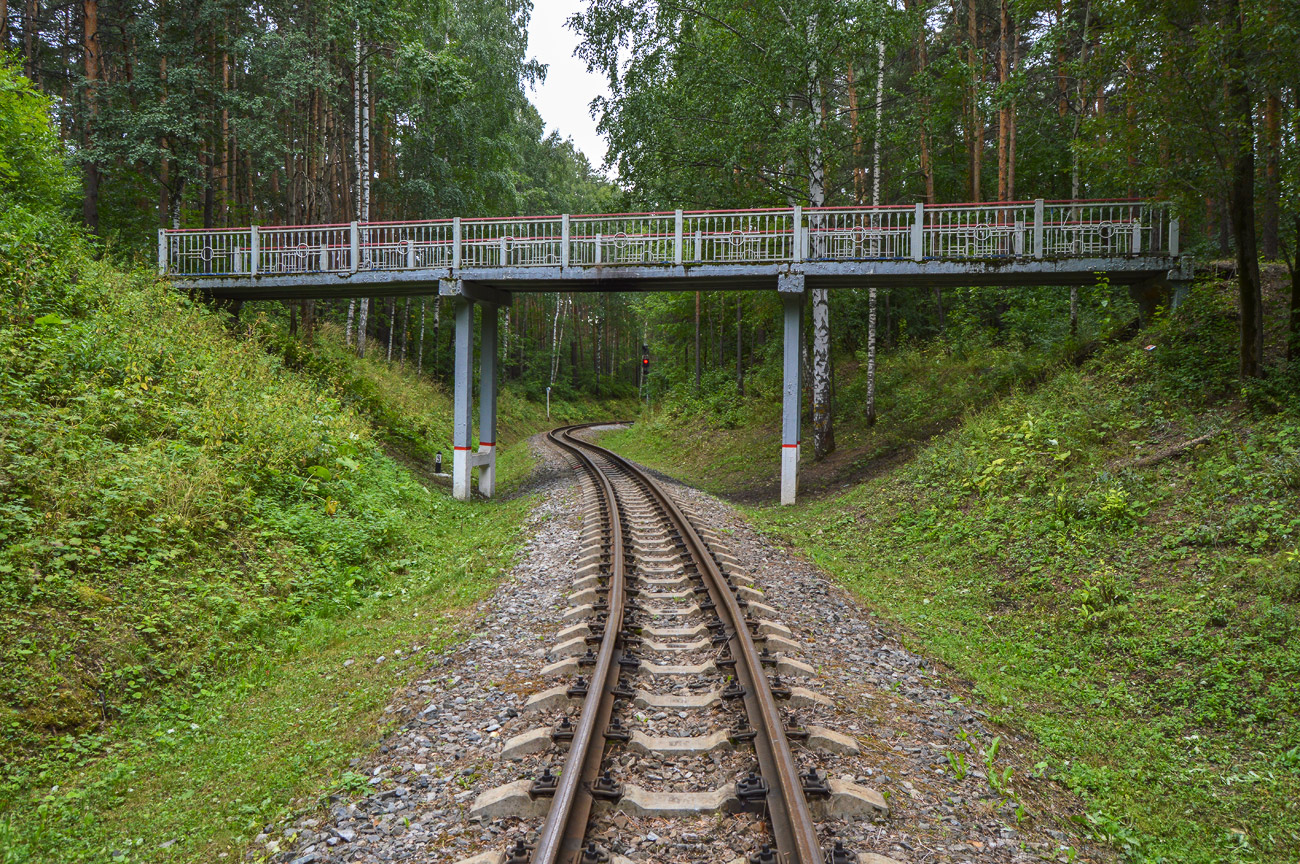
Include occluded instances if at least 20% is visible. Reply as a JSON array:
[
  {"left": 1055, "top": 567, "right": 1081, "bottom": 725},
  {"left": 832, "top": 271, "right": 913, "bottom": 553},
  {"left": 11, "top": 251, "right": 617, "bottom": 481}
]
[{"left": 160, "top": 199, "right": 1179, "bottom": 278}]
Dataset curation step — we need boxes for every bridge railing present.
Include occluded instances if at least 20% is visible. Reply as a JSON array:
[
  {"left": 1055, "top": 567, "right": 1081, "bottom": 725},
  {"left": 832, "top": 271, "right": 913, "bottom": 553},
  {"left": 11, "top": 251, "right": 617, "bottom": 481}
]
[{"left": 159, "top": 199, "right": 1178, "bottom": 278}]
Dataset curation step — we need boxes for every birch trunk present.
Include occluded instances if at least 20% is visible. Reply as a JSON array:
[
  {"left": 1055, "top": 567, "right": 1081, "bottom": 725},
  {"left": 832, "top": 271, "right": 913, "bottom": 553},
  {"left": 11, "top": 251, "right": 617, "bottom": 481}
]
[
  {"left": 1262, "top": 92, "right": 1281, "bottom": 259},
  {"left": 346, "top": 299, "right": 356, "bottom": 347},
  {"left": 864, "top": 40, "right": 884, "bottom": 429},
  {"left": 809, "top": 74, "right": 834, "bottom": 459},
  {"left": 735, "top": 294, "right": 743, "bottom": 396},
  {"left": 872, "top": 41, "right": 884, "bottom": 206},
  {"left": 386, "top": 298, "right": 395, "bottom": 362},
  {"left": 362, "top": 64, "right": 371, "bottom": 222},
  {"left": 418, "top": 298, "right": 426, "bottom": 373},
  {"left": 550, "top": 295, "right": 566, "bottom": 384},
  {"left": 866, "top": 287, "right": 877, "bottom": 426},
  {"left": 401, "top": 298, "right": 411, "bottom": 365},
  {"left": 694, "top": 291, "right": 701, "bottom": 392},
  {"left": 357, "top": 298, "right": 369, "bottom": 357},
  {"left": 354, "top": 34, "right": 362, "bottom": 220}
]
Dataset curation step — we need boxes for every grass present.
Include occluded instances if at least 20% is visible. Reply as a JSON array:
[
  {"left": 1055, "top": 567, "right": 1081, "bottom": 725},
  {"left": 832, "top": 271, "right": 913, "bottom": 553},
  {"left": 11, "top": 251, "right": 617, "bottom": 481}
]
[
  {"left": 2, "top": 482, "right": 529, "bottom": 864},
  {"left": 0, "top": 214, "right": 624, "bottom": 862},
  {"left": 605, "top": 313, "right": 1088, "bottom": 498},
  {"left": 603, "top": 281, "right": 1112, "bottom": 496},
  {"left": 600, "top": 279, "right": 1300, "bottom": 862}
]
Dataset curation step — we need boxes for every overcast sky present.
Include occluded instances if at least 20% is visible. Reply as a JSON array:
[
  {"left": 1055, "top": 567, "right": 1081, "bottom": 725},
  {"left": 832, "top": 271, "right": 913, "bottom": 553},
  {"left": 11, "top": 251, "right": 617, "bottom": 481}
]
[{"left": 526, "top": 0, "right": 612, "bottom": 175}]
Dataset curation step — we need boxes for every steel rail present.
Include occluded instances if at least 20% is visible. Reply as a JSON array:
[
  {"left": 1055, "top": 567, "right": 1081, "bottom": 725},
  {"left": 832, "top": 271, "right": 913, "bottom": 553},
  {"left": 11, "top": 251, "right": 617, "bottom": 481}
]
[
  {"left": 534, "top": 426, "right": 627, "bottom": 864},
  {"left": 552, "top": 424, "right": 823, "bottom": 864}
]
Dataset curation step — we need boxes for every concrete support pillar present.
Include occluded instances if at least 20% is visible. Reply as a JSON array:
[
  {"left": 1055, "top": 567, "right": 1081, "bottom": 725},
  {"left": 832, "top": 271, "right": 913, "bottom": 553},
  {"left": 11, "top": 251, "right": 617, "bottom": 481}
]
[
  {"left": 1168, "top": 256, "right": 1195, "bottom": 311},
  {"left": 452, "top": 298, "right": 475, "bottom": 500},
  {"left": 477, "top": 304, "right": 499, "bottom": 497},
  {"left": 778, "top": 275, "right": 805, "bottom": 505}
]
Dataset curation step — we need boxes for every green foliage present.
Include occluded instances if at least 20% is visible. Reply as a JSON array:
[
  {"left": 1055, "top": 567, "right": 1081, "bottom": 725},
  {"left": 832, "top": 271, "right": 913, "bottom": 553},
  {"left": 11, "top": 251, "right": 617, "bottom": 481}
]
[
  {"left": 0, "top": 260, "right": 401, "bottom": 769},
  {"left": 746, "top": 333, "right": 1300, "bottom": 860},
  {"left": 0, "top": 123, "right": 570, "bottom": 861},
  {"left": 946, "top": 750, "right": 968, "bottom": 780},
  {"left": 611, "top": 281, "right": 1300, "bottom": 860},
  {"left": 0, "top": 58, "right": 74, "bottom": 215}
]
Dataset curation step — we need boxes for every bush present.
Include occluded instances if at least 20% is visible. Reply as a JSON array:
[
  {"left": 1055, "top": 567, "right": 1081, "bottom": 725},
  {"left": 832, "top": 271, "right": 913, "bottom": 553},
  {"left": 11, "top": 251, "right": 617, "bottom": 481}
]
[{"left": 0, "top": 57, "right": 75, "bottom": 215}]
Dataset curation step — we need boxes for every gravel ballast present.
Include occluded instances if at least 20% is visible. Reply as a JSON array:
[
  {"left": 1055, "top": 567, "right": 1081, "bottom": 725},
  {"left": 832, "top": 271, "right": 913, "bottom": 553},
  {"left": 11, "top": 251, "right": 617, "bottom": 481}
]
[{"left": 249, "top": 433, "right": 1113, "bottom": 864}]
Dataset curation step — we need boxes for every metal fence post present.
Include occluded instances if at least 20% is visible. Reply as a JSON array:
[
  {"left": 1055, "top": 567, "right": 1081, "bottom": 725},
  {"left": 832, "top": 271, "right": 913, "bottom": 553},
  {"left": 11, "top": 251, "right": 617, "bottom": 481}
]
[
  {"left": 321, "top": 242, "right": 330, "bottom": 272},
  {"left": 1033, "top": 199, "right": 1044, "bottom": 259},
  {"left": 1170, "top": 217, "right": 1180, "bottom": 256},
  {"left": 1131, "top": 218, "right": 1142, "bottom": 255},
  {"left": 674, "top": 209, "right": 684, "bottom": 265},
  {"left": 250, "top": 226, "right": 260, "bottom": 275},
  {"left": 792, "top": 205, "right": 803, "bottom": 261},
  {"left": 499, "top": 235, "right": 508, "bottom": 267},
  {"left": 911, "top": 203, "right": 924, "bottom": 261},
  {"left": 595, "top": 233, "right": 603, "bottom": 264},
  {"left": 452, "top": 217, "right": 462, "bottom": 268},
  {"left": 561, "top": 214, "right": 570, "bottom": 268},
  {"left": 694, "top": 229, "right": 702, "bottom": 262},
  {"left": 157, "top": 229, "right": 167, "bottom": 274},
  {"left": 349, "top": 221, "right": 359, "bottom": 272}
]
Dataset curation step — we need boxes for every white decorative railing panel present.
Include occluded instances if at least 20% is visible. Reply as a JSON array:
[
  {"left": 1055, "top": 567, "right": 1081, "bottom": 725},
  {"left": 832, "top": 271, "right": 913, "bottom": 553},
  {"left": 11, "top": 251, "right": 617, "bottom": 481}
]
[{"left": 160, "top": 200, "right": 1178, "bottom": 278}]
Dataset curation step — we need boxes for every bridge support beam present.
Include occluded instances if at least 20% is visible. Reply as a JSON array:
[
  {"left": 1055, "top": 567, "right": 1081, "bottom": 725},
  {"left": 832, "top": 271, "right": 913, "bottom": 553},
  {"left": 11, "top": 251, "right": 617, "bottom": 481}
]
[
  {"left": 1168, "top": 256, "right": 1195, "bottom": 311},
  {"left": 477, "top": 303, "right": 499, "bottom": 497},
  {"left": 778, "top": 274, "right": 805, "bottom": 505},
  {"left": 452, "top": 298, "right": 475, "bottom": 500},
  {"left": 447, "top": 280, "right": 509, "bottom": 500}
]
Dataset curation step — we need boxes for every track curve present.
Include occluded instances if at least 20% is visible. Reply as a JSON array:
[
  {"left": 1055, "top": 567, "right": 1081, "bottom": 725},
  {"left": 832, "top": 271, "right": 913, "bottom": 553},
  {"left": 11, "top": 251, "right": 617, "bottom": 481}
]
[{"left": 532, "top": 423, "right": 823, "bottom": 864}]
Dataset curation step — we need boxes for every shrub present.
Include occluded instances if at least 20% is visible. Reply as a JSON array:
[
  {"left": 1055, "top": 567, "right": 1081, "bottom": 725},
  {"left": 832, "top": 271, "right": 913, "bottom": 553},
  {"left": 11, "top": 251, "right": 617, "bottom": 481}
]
[{"left": 0, "top": 57, "right": 76, "bottom": 215}]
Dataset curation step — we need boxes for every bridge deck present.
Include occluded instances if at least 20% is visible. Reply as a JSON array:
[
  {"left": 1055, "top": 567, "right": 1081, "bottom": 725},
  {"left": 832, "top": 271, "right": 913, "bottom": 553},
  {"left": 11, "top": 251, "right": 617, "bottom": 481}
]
[{"left": 162, "top": 199, "right": 1188, "bottom": 300}]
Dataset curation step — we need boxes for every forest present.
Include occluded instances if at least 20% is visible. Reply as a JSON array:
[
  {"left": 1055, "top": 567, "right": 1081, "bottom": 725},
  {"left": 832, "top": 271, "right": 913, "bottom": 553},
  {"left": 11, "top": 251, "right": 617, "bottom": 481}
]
[
  {"left": 3, "top": 0, "right": 1298, "bottom": 459},
  {"left": 4, "top": 3, "right": 1300, "bottom": 863}
]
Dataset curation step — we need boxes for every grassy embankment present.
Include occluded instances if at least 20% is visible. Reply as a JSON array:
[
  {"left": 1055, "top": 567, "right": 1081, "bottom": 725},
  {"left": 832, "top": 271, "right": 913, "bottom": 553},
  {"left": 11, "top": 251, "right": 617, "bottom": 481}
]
[
  {"left": 0, "top": 216, "right": 621, "bottom": 862},
  {"left": 601, "top": 278, "right": 1300, "bottom": 863}
]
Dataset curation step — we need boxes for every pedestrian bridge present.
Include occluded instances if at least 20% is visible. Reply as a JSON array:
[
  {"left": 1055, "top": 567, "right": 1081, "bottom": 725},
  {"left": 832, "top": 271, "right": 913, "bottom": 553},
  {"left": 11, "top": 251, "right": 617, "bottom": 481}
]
[{"left": 161, "top": 199, "right": 1190, "bottom": 504}]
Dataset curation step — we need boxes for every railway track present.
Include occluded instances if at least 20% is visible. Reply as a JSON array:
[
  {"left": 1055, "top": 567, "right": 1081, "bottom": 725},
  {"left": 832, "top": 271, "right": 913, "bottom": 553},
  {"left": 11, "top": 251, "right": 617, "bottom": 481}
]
[{"left": 460, "top": 425, "right": 884, "bottom": 864}]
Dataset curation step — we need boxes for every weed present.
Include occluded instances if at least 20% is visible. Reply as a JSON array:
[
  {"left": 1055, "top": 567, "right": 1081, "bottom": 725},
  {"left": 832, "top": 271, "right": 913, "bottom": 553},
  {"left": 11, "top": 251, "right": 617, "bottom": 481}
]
[
  {"left": 1072, "top": 571, "right": 1132, "bottom": 631},
  {"left": 946, "top": 751, "right": 968, "bottom": 780},
  {"left": 983, "top": 736, "right": 1014, "bottom": 795},
  {"left": 334, "top": 772, "right": 370, "bottom": 796}
]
